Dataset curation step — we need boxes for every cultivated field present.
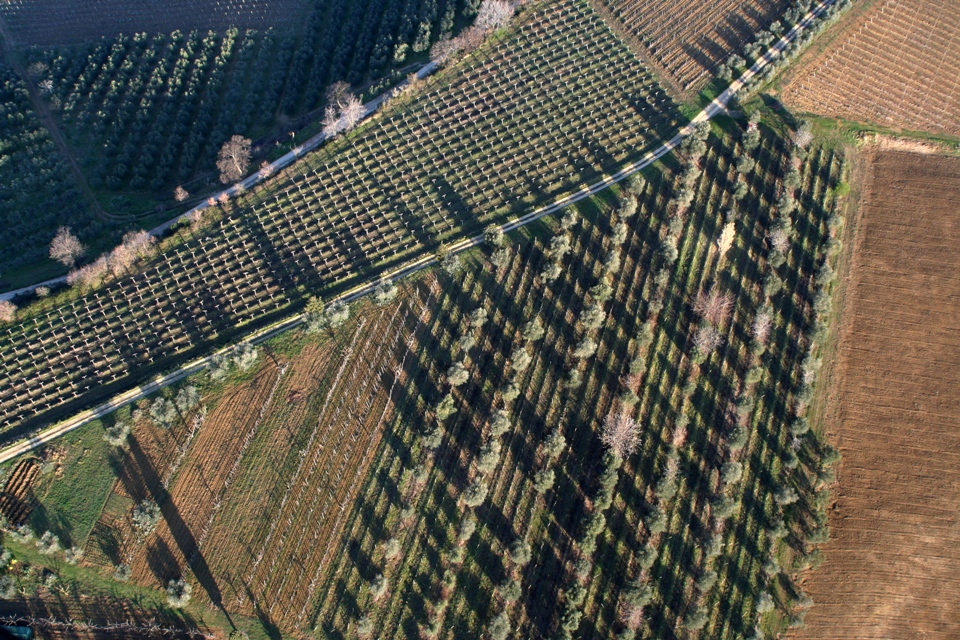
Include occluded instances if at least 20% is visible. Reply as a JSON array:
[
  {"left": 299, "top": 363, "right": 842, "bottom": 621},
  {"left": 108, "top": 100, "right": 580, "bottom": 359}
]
[
  {"left": 0, "top": 0, "right": 307, "bottom": 46},
  {"left": 793, "top": 149, "right": 960, "bottom": 639},
  {"left": 594, "top": 0, "right": 791, "bottom": 93},
  {"left": 0, "top": 112, "right": 846, "bottom": 639},
  {"left": 780, "top": 0, "right": 960, "bottom": 137},
  {"left": 0, "top": 0, "right": 681, "bottom": 444},
  {"left": 307, "top": 118, "right": 844, "bottom": 639}
]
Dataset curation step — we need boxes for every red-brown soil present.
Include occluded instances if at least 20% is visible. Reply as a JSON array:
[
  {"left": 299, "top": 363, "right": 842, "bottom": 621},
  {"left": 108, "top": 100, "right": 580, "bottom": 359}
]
[{"left": 794, "top": 149, "right": 960, "bottom": 639}]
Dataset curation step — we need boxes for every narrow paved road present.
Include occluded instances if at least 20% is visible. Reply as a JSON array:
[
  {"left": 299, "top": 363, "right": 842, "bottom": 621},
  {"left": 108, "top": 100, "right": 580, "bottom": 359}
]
[{"left": 0, "top": 0, "right": 837, "bottom": 463}]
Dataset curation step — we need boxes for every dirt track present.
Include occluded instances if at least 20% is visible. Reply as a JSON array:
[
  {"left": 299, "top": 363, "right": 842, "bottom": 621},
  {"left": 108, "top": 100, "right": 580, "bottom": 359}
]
[{"left": 794, "top": 149, "right": 960, "bottom": 639}]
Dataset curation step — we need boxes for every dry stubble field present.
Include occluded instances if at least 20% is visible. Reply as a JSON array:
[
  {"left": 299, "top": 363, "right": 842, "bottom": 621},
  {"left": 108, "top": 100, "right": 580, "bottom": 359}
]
[
  {"left": 794, "top": 148, "right": 960, "bottom": 639},
  {"left": 780, "top": 0, "right": 960, "bottom": 137}
]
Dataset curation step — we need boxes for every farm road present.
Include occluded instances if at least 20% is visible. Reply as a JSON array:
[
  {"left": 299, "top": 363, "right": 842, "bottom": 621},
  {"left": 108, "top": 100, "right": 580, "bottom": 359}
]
[{"left": 0, "top": 0, "right": 838, "bottom": 462}]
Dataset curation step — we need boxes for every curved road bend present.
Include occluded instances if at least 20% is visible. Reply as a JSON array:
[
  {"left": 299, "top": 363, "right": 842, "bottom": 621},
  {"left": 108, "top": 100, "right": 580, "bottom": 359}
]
[{"left": 0, "top": 0, "right": 836, "bottom": 463}]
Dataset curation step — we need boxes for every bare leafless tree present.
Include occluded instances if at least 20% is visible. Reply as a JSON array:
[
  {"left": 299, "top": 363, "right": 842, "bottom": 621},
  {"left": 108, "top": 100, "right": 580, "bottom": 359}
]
[
  {"left": 216, "top": 135, "right": 252, "bottom": 184},
  {"left": 693, "top": 324, "right": 722, "bottom": 355},
  {"left": 0, "top": 300, "right": 16, "bottom": 323},
  {"left": 122, "top": 230, "right": 155, "bottom": 259},
  {"left": 67, "top": 255, "right": 109, "bottom": 289},
  {"left": 792, "top": 121, "right": 814, "bottom": 148},
  {"left": 476, "top": 0, "right": 514, "bottom": 31},
  {"left": 49, "top": 226, "right": 85, "bottom": 267},
  {"left": 322, "top": 105, "right": 340, "bottom": 138},
  {"left": 173, "top": 186, "right": 189, "bottom": 202},
  {"left": 341, "top": 95, "right": 365, "bottom": 130},
  {"left": 258, "top": 160, "right": 274, "bottom": 179},
  {"left": 752, "top": 311, "right": 772, "bottom": 345},
  {"left": 693, "top": 287, "right": 734, "bottom": 326},
  {"left": 602, "top": 406, "right": 641, "bottom": 458},
  {"left": 325, "top": 81, "right": 352, "bottom": 108}
]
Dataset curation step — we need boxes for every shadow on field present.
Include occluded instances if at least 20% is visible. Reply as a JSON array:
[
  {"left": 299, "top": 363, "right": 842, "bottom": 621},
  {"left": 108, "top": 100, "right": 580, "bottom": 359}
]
[{"left": 124, "top": 436, "right": 232, "bottom": 625}]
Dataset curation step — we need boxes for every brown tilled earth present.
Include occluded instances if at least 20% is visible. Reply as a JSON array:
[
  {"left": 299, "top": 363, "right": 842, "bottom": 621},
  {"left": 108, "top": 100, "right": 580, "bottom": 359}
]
[
  {"left": 780, "top": 0, "right": 960, "bottom": 137},
  {"left": 794, "top": 149, "right": 960, "bottom": 639}
]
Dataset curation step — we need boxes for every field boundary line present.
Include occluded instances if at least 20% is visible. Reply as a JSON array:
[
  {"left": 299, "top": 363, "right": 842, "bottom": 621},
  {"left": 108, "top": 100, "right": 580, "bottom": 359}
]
[{"left": 0, "top": 0, "right": 837, "bottom": 463}]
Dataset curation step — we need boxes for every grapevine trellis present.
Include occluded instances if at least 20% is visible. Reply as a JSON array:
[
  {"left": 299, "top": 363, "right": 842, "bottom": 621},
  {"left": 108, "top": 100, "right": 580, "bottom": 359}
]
[{"left": 0, "top": 0, "right": 682, "bottom": 444}]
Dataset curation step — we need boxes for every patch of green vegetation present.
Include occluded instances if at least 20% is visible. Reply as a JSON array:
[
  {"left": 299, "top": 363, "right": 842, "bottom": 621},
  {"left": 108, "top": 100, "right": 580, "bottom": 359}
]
[{"left": 27, "top": 420, "right": 122, "bottom": 548}]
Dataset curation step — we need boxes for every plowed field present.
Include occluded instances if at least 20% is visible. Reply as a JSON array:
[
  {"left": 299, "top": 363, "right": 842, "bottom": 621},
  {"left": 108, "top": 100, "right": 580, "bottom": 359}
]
[
  {"left": 794, "top": 149, "right": 960, "bottom": 639},
  {"left": 780, "top": 0, "right": 960, "bottom": 137}
]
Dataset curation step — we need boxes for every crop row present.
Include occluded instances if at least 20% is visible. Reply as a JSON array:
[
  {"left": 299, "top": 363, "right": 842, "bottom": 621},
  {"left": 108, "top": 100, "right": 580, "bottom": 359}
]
[
  {"left": 300, "top": 113, "right": 842, "bottom": 640},
  {"left": 0, "top": 0, "right": 682, "bottom": 445}
]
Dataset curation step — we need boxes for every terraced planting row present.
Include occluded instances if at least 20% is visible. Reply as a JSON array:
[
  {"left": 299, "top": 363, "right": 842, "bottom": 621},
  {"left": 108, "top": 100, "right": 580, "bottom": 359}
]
[
  {"left": 305, "top": 119, "right": 844, "bottom": 639},
  {"left": 0, "top": 0, "right": 682, "bottom": 445}
]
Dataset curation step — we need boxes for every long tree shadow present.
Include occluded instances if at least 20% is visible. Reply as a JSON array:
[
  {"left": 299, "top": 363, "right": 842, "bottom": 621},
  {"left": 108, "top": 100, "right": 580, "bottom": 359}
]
[{"left": 126, "top": 436, "right": 232, "bottom": 626}]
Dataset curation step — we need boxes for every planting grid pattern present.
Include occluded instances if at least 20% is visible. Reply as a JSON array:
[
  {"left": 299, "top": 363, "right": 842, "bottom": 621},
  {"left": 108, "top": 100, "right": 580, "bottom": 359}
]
[
  {"left": 0, "top": 0, "right": 308, "bottom": 46},
  {"left": 595, "top": 0, "right": 791, "bottom": 92},
  {"left": 781, "top": 0, "right": 960, "bottom": 136},
  {"left": 0, "top": 0, "right": 682, "bottom": 443}
]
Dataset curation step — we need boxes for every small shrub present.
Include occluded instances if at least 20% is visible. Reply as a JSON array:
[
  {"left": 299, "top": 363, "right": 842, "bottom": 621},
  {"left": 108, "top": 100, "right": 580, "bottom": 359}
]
[
  {"left": 233, "top": 342, "right": 259, "bottom": 372},
  {"left": 384, "top": 538, "right": 401, "bottom": 560},
  {"left": 533, "top": 468, "right": 555, "bottom": 493},
  {"left": 102, "top": 421, "right": 131, "bottom": 446},
  {"left": 508, "top": 540, "right": 531, "bottom": 566},
  {"left": 684, "top": 605, "right": 708, "bottom": 631},
  {"left": 491, "top": 247, "right": 511, "bottom": 270},
  {"left": 468, "top": 308, "right": 488, "bottom": 328},
  {"left": 114, "top": 563, "right": 131, "bottom": 582},
  {"left": 149, "top": 397, "right": 178, "bottom": 429},
  {"left": 436, "top": 393, "right": 457, "bottom": 421},
  {"left": 522, "top": 317, "right": 544, "bottom": 341},
  {"left": 756, "top": 591, "right": 775, "bottom": 614},
  {"left": 560, "top": 209, "right": 579, "bottom": 230},
  {"left": 372, "top": 279, "right": 398, "bottom": 306},
  {"left": 543, "top": 429, "right": 566, "bottom": 460},
  {"left": 446, "top": 362, "right": 469, "bottom": 387},
  {"left": 488, "top": 611, "right": 510, "bottom": 640},
  {"left": 440, "top": 251, "right": 462, "bottom": 276},
  {"left": 501, "top": 382, "right": 520, "bottom": 402},
  {"left": 490, "top": 410, "right": 511, "bottom": 437},
  {"left": 573, "top": 338, "right": 597, "bottom": 359},
  {"left": 370, "top": 574, "right": 388, "bottom": 600},
  {"left": 462, "top": 478, "right": 489, "bottom": 507},
  {"left": 0, "top": 575, "right": 14, "bottom": 600},
  {"left": 499, "top": 577, "right": 521, "bottom": 603},
  {"left": 775, "top": 486, "right": 799, "bottom": 506},
  {"left": 132, "top": 499, "right": 162, "bottom": 537},
  {"left": 36, "top": 531, "right": 61, "bottom": 555},
  {"left": 166, "top": 578, "right": 192, "bottom": 608},
  {"left": 356, "top": 615, "right": 374, "bottom": 638},
  {"left": 484, "top": 224, "right": 505, "bottom": 247},
  {"left": 511, "top": 347, "right": 532, "bottom": 373},
  {"left": 63, "top": 546, "right": 84, "bottom": 565}
]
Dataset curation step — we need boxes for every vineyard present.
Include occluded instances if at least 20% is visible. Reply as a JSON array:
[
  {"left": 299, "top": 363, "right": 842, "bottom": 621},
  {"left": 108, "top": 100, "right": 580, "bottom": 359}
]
[
  {"left": 594, "top": 0, "right": 791, "bottom": 94},
  {"left": 21, "top": 0, "right": 470, "bottom": 198},
  {"left": 302, "top": 116, "right": 845, "bottom": 639},
  {"left": 0, "top": 0, "right": 307, "bottom": 46},
  {"left": 793, "top": 149, "right": 960, "bottom": 640},
  {"left": 0, "top": 0, "right": 681, "bottom": 445},
  {"left": 779, "top": 0, "right": 960, "bottom": 137},
  {"left": 0, "top": 65, "right": 97, "bottom": 276}
]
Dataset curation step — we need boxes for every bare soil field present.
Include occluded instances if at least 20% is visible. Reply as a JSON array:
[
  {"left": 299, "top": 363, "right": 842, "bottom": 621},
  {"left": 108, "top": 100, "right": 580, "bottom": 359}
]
[
  {"left": 794, "top": 149, "right": 960, "bottom": 639},
  {"left": 0, "top": 0, "right": 307, "bottom": 46},
  {"left": 594, "top": 0, "right": 790, "bottom": 94},
  {"left": 780, "top": 0, "right": 960, "bottom": 137}
]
